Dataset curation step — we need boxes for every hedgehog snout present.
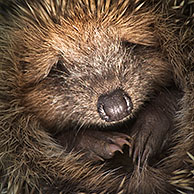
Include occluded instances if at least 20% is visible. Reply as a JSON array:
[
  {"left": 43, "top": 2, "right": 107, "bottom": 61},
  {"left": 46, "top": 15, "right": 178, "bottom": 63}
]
[{"left": 97, "top": 89, "right": 133, "bottom": 122}]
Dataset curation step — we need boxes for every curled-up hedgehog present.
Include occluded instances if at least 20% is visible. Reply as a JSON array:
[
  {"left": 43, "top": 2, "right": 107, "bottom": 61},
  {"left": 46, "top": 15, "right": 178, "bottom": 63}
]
[{"left": 0, "top": 0, "right": 193, "bottom": 194}]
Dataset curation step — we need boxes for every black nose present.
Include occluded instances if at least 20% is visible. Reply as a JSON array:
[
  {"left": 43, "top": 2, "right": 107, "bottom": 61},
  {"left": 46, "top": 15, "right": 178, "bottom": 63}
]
[{"left": 97, "top": 89, "right": 133, "bottom": 122}]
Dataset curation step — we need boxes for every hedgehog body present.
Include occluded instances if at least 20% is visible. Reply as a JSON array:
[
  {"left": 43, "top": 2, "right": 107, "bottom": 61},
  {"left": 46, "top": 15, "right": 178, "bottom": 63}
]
[{"left": 0, "top": 0, "right": 193, "bottom": 194}]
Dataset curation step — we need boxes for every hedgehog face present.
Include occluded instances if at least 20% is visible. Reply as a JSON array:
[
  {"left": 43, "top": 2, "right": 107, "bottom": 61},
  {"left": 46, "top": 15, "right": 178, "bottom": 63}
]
[
  {"left": 2, "top": 1, "right": 172, "bottom": 133},
  {"left": 17, "top": 21, "right": 172, "bottom": 132}
]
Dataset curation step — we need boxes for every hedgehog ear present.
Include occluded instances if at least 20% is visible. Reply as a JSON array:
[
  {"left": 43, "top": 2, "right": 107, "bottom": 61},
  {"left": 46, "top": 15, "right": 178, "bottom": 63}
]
[
  {"left": 119, "top": 26, "right": 158, "bottom": 47},
  {"left": 121, "top": 35, "right": 157, "bottom": 47}
]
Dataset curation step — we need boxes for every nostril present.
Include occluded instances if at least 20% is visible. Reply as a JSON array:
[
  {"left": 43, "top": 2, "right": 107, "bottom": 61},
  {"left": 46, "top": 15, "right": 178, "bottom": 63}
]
[{"left": 97, "top": 89, "right": 133, "bottom": 122}]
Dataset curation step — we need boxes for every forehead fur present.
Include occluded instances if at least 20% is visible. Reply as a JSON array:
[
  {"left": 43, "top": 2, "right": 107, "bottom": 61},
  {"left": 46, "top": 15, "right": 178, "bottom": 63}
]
[{"left": 0, "top": 0, "right": 158, "bottom": 45}]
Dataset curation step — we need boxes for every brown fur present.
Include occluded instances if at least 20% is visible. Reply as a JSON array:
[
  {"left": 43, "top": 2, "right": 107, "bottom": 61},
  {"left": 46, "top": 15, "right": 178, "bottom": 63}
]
[{"left": 0, "top": 0, "right": 193, "bottom": 194}]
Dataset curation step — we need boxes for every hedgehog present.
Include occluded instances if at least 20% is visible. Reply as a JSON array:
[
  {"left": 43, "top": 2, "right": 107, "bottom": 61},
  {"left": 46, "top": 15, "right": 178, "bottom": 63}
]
[{"left": 0, "top": 0, "right": 193, "bottom": 194}]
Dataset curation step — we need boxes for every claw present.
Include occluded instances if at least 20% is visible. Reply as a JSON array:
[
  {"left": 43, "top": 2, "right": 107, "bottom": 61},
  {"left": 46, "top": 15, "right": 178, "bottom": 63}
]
[
  {"left": 91, "top": 153, "right": 105, "bottom": 162},
  {"left": 107, "top": 144, "right": 124, "bottom": 157},
  {"left": 114, "top": 133, "right": 133, "bottom": 141},
  {"left": 110, "top": 137, "right": 131, "bottom": 148}
]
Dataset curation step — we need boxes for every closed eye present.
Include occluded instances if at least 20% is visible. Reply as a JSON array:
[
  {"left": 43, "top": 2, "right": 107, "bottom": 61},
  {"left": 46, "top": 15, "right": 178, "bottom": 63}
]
[
  {"left": 48, "top": 59, "right": 70, "bottom": 77},
  {"left": 121, "top": 41, "right": 137, "bottom": 49}
]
